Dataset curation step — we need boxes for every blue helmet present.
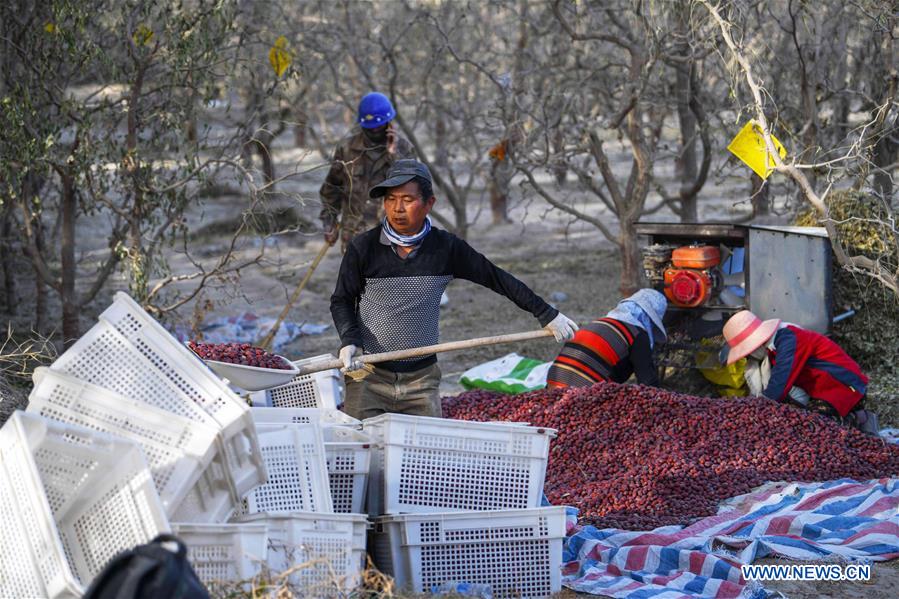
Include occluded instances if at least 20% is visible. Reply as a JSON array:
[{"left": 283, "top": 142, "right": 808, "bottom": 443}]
[{"left": 357, "top": 92, "right": 396, "bottom": 129}]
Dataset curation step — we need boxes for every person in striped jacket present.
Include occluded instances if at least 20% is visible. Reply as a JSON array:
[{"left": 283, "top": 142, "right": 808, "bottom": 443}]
[
  {"left": 547, "top": 289, "right": 668, "bottom": 388},
  {"left": 722, "top": 310, "right": 878, "bottom": 433}
]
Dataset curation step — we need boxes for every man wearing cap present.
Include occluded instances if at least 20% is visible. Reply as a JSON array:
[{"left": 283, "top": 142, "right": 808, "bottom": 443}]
[
  {"left": 330, "top": 159, "right": 579, "bottom": 419},
  {"left": 722, "top": 310, "right": 878, "bottom": 433},
  {"left": 320, "top": 92, "right": 416, "bottom": 252}
]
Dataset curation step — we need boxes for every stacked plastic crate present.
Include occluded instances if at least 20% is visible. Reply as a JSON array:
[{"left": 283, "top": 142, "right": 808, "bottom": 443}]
[
  {"left": 173, "top": 362, "right": 371, "bottom": 597},
  {"left": 0, "top": 291, "right": 273, "bottom": 596},
  {"left": 0, "top": 411, "right": 169, "bottom": 598},
  {"left": 43, "top": 292, "right": 267, "bottom": 522},
  {"left": 363, "top": 414, "right": 567, "bottom": 599}
]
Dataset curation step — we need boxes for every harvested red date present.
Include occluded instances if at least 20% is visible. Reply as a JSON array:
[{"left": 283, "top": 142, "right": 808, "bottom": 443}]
[
  {"left": 188, "top": 341, "right": 292, "bottom": 370},
  {"left": 443, "top": 383, "right": 899, "bottom": 530}
]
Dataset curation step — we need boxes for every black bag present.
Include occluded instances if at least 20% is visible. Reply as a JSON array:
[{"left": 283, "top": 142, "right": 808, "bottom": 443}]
[{"left": 83, "top": 534, "right": 209, "bottom": 599}]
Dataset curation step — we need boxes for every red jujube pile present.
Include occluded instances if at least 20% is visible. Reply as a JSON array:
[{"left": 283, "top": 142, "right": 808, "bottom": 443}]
[
  {"left": 443, "top": 383, "right": 899, "bottom": 530},
  {"left": 188, "top": 341, "right": 292, "bottom": 370}
]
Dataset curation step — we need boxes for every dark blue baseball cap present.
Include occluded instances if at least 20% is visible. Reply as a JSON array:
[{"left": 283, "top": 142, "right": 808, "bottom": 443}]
[{"left": 369, "top": 159, "right": 433, "bottom": 198}]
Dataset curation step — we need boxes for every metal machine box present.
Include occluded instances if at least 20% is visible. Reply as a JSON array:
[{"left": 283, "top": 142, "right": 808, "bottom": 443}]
[
  {"left": 747, "top": 226, "right": 832, "bottom": 333},
  {"left": 635, "top": 222, "right": 832, "bottom": 334}
]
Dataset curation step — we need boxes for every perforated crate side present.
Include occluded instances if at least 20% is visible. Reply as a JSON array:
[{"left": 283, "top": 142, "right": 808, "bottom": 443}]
[
  {"left": 51, "top": 321, "right": 217, "bottom": 427},
  {"left": 237, "top": 512, "right": 368, "bottom": 596},
  {"left": 363, "top": 415, "right": 552, "bottom": 514},
  {"left": 375, "top": 507, "right": 565, "bottom": 599},
  {"left": 106, "top": 291, "right": 264, "bottom": 472},
  {"left": 28, "top": 368, "right": 223, "bottom": 517},
  {"left": 292, "top": 355, "right": 343, "bottom": 409},
  {"left": 0, "top": 424, "right": 56, "bottom": 598},
  {"left": 325, "top": 443, "right": 370, "bottom": 514},
  {"left": 0, "top": 413, "right": 169, "bottom": 598},
  {"left": 250, "top": 407, "right": 361, "bottom": 429},
  {"left": 51, "top": 294, "right": 266, "bottom": 499},
  {"left": 244, "top": 425, "right": 333, "bottom": 514},
  {"left": 172, "top": 523, "right": 268, "bottom": 584},
  {"left": 169, "top": 452, "right": 242, "bottom": 524}
]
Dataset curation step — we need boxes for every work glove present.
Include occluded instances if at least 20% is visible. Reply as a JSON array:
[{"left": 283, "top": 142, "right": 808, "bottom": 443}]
[
  {"left": 338, "top": 344, "right": 364, "bottom": 373},
  {"left": 544, "top": 312, "right": 579, "bottom": 343},
  {"left": 323, "top": 225, "right": 339, "bottom": 245}
]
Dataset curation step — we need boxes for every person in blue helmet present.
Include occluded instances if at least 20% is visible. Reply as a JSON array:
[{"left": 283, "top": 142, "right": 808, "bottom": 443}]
[{"left": 320, "top": 92, "right": 416, "bottom": 252}]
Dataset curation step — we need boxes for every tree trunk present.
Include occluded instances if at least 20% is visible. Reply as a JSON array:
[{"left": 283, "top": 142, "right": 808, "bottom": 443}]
[
  {"left": 433, "top": 112, "right": 448, "bottom": 170},
  {"left": 255, "top": 136, "right": 275, "bottom": 189},
  {"left": 832, "top": 19, "right": 851, "bottom": 146},
  {"left": 675, "top": 78, "right": 699, "bottom": 222},
  {"left": 674, "top": 7, "right": 699, "bottom": 223},
  {"left": 872, "top": 124, "right": 896, "bottom": 203},
  {"left": 452, "top": 200, "right": 468, "bottom": 240},
  {"left": 60, "top": 170, "right": 79, "bottom": 346},
  {"left": 750, "top": 173, "right": 770, "bottom": 217},
  {"left": 34, "top": 276, "right": 46, "bottom": 334},
  {"left": 488, "top": 155, "right": 513, "bottom": 225},
  {"left": 618, "top": 219, "right": 641, "bottom": 297},
  {"left": 552, "top": 127, "right": 567, "bottom": 186},
  {"left": 870, "top": 24, "right": 896, "bottom": 204},
  {"left": 293, "top": 106, "right": 308, "bottom": 147},
  {"left": 29, "top": 186, "right": 47, "bottom": 333},
  {"left": 487, "top": 0, "right": 528, "bottom": 226},
  {"left": 799, "top": 66, "right": 818, "bottom": 191},
  {"left": 0, "top": 204, "right": 15, "bottom": 314},
  {"left": 241, "top": 134, "right": 254, "bottom": 169}
]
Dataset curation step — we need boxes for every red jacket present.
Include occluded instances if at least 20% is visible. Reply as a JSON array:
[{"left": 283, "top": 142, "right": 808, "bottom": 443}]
[{"left": 764, "top": 325, "right": 867, "bottom": 417}]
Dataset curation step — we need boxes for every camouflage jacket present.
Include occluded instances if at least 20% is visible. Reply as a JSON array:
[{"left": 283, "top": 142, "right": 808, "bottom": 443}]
[{"left": 319, "top": 128, "right": 415, "bottom": 239}]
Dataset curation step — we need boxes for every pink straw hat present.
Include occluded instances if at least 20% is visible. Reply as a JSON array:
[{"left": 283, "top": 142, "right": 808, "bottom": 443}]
[{"left": 722, "top": 310, "right": 781, "bottom": 365}]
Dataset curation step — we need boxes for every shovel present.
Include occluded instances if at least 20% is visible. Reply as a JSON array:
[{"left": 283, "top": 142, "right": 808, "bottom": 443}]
[{"left": 294, "top": 329, "right": 555, "bottom": 376}]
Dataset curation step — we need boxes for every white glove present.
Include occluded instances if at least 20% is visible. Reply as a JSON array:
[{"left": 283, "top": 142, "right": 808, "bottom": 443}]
[
  {"left": 544, "top": 312, "right": 579, "bottom": 343},
  {"left": 338, "top": 344, "right": 364, "bottom": 373}
]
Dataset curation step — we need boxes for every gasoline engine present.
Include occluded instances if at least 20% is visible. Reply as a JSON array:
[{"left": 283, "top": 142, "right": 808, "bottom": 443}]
[
  {"left": 637, "top": 221, "right": 833, "bottom": 340},
  {"left": 642, "top": 244, "right": 735, "bottom": 308}
]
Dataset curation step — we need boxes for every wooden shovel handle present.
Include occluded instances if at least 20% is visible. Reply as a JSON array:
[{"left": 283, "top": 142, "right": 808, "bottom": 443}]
[{"left": 295, "top": 329, "right": 555, "bottom": 376}]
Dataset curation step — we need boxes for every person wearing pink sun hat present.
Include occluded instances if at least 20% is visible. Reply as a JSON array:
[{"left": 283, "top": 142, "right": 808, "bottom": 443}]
[{"left": 722, "top": 310, "right": 878, "bottom": 434}]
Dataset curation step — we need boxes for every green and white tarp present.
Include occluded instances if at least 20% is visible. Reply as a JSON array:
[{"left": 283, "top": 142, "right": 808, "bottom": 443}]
[{"left": 459, "top": 353, "right": 550, "bottom": 394}]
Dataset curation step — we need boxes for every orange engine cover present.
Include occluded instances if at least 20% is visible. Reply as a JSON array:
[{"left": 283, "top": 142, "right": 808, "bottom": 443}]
[
  {"left": 664, "top": 268, "right": 714, "bottom": 308},
  {"left": 671, "top": 245, "right": 721, "bottom": 269}
]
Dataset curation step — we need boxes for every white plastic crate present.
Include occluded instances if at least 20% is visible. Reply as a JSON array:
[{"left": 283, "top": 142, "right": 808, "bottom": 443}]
[
  {"left": 251, "top": 409, "right": 371, "bottom": 513},
  {"left": 27, "top": 367, "right": 234, "bottom": 519},
  {"left": 372, "top": 507, "right": 566, "bottom": 598},
  {"left": 323, "top": 427, "right": 372, "bottom": 514},
  {"left": 50, "top": 292, "right": 265, "bottom": 499},
  {"left": 171, "top": 522, "right": 267, "bottom": 585},
  {"left": 237, "top": 512, "right": 368, "bottom": 595},
  {"left": 241, "top": 424, "right": 333, "bottom": 515},
  {"left": 363, "top": 414, "right": 555, "bottom": 515},
  {"left": 0, "top": 412, "right": 169, "bottom": 599},
  {"left": 249, "top": 354, "right": 343, "bottom": 409},
  {"left": 251, "top": 406, "right": 361, "bottom": 429}
]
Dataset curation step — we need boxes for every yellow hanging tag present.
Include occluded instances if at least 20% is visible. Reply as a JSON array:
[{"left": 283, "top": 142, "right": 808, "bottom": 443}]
[
  {"left": 268, "top": 36, "right": 292, "bottom": 78},
  {"left": 726, "top": 120, "right": 787, "bottom": 180},
  {"left": 133, "top": 24, "right": 154, "bottom": 47}
]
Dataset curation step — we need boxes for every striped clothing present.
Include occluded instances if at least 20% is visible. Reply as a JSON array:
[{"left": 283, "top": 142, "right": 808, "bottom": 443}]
[{"left": 547, "top": 318, "right": 658, "bottom": 388}]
